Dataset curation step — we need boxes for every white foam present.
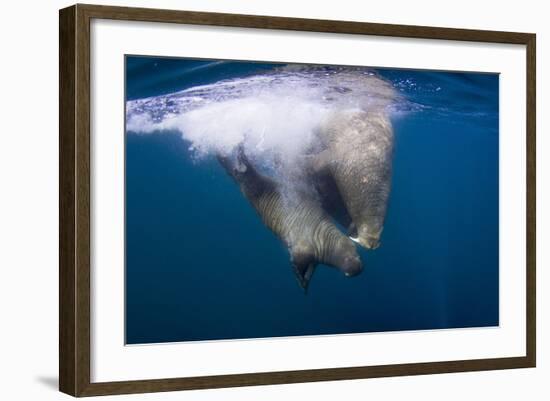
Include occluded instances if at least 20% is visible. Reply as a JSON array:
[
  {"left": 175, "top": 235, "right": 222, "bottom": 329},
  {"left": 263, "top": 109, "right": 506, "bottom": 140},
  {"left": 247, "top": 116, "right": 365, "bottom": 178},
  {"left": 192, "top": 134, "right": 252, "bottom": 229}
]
[{"left": 126, "top": 66, "right": 398, "bottom": 166}]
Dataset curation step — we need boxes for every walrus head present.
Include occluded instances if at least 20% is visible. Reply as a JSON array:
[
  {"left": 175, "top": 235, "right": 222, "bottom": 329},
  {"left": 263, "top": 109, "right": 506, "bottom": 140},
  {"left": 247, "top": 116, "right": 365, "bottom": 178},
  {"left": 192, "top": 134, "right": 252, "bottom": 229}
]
[
  {"left": 291, "top": 237, "right": 362, "bottom": 292},
  {"left": 350, "top": 225, "right": 383, "bottom": 250},
  {"left": 328, "top": 237, "right": 363, "bottom": 278}
]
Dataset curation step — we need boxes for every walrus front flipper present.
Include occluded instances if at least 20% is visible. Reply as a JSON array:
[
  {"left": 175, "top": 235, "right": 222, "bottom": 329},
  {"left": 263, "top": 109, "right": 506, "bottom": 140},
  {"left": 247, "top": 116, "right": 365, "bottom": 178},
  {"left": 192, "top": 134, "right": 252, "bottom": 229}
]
[
  {"left": 292, "top": 261, "right": 316, "bottom": 292},
  {"left": 290, "top": 244, "right": 317, "bottom": 292}
]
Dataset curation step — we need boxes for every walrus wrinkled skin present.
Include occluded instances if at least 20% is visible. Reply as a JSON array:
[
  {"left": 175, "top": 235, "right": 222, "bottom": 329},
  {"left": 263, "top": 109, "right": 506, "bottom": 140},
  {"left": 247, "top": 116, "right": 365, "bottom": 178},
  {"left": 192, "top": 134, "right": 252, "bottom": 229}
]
[
  {"left": 313, "top": 110, "right": 393, "bottom": 250},
  {"left": 218, "top": 147, "right": 362, "bottom": 290}
]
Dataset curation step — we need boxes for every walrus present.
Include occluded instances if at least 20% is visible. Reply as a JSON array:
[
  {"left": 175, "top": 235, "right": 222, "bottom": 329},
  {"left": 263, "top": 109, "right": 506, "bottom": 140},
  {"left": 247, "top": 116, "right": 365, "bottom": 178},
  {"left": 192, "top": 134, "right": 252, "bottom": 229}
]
[
  {"left": 310, "top": 110, "right": 393, "bottom": 250},
  {"left": 218, "top": 146, "right": 362, "bottom": 290}
]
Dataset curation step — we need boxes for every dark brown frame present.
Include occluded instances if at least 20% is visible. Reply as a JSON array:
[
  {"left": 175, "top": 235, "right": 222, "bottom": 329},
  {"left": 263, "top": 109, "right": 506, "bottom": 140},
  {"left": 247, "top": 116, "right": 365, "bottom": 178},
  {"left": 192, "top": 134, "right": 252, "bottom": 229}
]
[{"left": 59, "top": 3, "right": 536, "bottom": 397}]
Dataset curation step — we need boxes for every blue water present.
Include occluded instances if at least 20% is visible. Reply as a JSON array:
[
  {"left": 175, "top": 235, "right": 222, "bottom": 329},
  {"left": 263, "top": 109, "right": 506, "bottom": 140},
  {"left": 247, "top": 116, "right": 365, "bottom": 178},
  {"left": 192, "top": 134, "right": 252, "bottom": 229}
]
[{"left": 125, "top": 56, "right": 499, "bottom": 344}]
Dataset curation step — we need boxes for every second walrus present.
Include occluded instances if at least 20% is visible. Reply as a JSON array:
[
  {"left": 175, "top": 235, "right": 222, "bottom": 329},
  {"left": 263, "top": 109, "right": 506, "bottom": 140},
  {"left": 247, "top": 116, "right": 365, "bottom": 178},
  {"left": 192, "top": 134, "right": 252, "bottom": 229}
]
[{"left": 311, "top": 110, "right": 394, "bottom": 250}]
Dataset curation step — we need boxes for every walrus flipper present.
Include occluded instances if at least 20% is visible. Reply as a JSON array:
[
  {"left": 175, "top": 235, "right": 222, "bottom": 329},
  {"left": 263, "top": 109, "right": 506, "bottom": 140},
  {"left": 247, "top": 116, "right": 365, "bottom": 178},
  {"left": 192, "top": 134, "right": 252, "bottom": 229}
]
[
  {"left": 290, "top": 244, "right": 317, "bottom": 292},
  {"left": 292, "top": 261, "right": 316, "bottom": 292}
]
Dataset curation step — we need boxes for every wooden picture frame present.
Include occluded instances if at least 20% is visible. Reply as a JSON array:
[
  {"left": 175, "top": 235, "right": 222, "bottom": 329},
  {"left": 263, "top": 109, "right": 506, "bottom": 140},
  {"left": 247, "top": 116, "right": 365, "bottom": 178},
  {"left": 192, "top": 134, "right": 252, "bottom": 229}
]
[{"left": 59, "top": 3, "right": 536, "bottom": 397}]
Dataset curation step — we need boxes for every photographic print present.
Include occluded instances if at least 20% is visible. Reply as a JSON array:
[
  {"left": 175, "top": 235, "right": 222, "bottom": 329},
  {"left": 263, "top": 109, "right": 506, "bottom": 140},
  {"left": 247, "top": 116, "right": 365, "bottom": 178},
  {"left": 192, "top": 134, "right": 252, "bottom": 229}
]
[{"left": 125, "top": 56, "right": 499, "bottom": 345}]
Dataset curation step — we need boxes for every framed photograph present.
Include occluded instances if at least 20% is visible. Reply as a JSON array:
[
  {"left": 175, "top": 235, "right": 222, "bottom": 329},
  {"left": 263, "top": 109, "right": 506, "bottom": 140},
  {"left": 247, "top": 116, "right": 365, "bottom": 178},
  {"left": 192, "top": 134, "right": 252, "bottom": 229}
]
[{"left": 59, "top": 4, "right": 536, "bottom": 397}]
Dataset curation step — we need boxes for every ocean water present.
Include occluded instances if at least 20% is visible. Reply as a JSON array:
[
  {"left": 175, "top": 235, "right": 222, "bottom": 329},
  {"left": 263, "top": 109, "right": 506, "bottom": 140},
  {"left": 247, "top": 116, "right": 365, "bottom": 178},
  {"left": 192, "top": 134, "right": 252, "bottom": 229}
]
[{"left": 125, "top": 56, "right": 499, "bottom": 344}]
